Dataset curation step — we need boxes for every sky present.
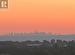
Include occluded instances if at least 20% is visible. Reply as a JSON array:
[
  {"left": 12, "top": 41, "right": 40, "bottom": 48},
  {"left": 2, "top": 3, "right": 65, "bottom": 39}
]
[{"left": 0, "top": 0, "right": 75, "bottom": 34}]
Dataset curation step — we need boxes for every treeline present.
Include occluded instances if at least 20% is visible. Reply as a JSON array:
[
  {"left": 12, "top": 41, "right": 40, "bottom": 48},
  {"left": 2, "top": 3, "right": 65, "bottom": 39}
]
[
  {"left": 0, "top": 39, "right": 75, "bottom": 47},
  {"left": 0, "top": 39, "right": 75, "bottom": 55}
]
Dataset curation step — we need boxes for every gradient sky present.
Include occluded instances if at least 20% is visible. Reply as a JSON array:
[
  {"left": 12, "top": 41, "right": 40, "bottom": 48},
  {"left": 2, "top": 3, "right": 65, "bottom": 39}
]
[{"left": 0, "top": 0, "right": 75, "bottom": 34}]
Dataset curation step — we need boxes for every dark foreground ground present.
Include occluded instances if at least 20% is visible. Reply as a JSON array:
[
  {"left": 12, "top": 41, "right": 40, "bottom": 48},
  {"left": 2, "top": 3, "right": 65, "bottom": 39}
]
[{"left": 0, "top": 47, "right": 75, "bottom": 55}]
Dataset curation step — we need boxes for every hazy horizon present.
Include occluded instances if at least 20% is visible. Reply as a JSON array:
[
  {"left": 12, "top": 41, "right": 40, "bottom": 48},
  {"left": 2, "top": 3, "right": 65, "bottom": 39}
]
[
  {"left": 0, "top": 32, "right": 75, "bottom": 41},
  {"left": 0, "top": 31, "right": 75, "bottom": 35}
]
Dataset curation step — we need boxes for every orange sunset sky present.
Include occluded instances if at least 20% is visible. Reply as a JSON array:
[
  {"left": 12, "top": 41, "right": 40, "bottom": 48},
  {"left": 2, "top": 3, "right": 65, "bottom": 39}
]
[{"left": 0, "top": 0, "right": 75, "bottom": 34}]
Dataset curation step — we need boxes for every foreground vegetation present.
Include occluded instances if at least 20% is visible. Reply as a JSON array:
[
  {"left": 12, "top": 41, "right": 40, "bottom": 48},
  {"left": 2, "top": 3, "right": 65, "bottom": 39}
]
[
  {"left": 0, "top": 40, "right": 75, "bottom": 55},
  {"left": 0, "top": 46, "right": 75, "bottom": 55}
]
